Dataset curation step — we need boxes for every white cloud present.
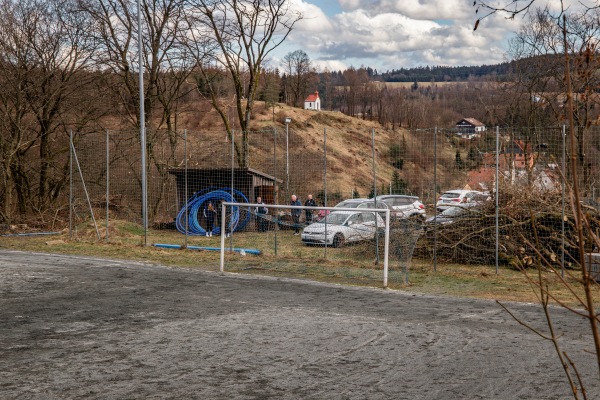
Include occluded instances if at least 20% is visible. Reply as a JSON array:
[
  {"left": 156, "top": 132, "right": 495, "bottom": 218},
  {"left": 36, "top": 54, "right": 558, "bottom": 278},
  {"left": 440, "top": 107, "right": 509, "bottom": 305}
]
[
  {"left": 289, "top": 0, "right": 334, "bottom": 32},
  {"left": 311, "top": 59, "right": 350, "bottom": 71},
  {"left": 339, "top": 0, "right": 474, "bottom": 20},
  {"left": 271, "top": 0, "right": 529, "bottom": 71}
]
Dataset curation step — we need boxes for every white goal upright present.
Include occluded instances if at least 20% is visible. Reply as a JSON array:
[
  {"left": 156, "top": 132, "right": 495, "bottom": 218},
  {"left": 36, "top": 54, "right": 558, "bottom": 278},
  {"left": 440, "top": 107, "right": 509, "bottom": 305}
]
[{"left": 219, "top": 202, "right": 392, "bottom": 287}]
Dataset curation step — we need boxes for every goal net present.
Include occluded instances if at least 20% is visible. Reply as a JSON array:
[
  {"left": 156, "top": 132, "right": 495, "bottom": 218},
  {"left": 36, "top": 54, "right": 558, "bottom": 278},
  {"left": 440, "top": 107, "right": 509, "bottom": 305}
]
[{"left": 217, "top": 202, "right": 396, "bottom": 287}]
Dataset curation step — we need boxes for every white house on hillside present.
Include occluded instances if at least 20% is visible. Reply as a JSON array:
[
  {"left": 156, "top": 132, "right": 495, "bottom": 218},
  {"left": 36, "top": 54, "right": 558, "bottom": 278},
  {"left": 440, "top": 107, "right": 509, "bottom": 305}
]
[
  {"left": 304, "top": 91, "right": 321, "bottom": 110},
  {"left": 455, "top": 118, "right": 486, "bottom": 139}
]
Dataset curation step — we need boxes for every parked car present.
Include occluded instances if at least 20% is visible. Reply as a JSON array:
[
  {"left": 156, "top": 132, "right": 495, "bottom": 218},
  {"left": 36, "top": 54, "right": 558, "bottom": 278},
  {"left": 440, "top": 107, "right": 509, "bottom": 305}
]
[
  {"left": 334, "top": 198, "right": 392, "bottom": 218},
  {"left": 436, "top": 190, "right": 487, "bottom": 212},
  {"left": 335, "top": 198, "right": 374, "bottom": 208},
  {"left": 375, "top": 195, "right": 426, "bottom": 221},
  {"left": 301, "top": 210, "right": 384, "bottom": 247},
  {"left": 426, "top": 204, "right": 476, "bottom": 225}
]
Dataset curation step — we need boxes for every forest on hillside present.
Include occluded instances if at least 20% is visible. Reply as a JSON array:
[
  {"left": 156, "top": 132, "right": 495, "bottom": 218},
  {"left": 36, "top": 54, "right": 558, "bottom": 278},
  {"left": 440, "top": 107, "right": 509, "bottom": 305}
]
[
  {"left": 376, "top": 63, "right": 515, "bottom": 82},
  {"left": 1, "top": 1, "right": 600, "bottom": 224}
]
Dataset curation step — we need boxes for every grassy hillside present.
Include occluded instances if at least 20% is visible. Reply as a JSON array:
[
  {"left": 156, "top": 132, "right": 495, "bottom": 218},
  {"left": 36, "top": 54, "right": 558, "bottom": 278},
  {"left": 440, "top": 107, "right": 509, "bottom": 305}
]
[{"left": 172, "top": 100, "right": 467, "bottom": 205}]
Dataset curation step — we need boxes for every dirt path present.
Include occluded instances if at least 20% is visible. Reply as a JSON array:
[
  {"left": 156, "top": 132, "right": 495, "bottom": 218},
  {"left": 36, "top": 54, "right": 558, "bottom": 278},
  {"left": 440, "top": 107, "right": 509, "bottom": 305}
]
[{"left": 0, "top": 250, "right": 597, "bottom": 399}]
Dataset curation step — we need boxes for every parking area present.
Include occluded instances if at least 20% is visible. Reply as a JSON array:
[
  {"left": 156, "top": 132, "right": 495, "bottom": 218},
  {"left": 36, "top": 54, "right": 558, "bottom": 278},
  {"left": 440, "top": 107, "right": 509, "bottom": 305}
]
[{"left": 1, "top": 250, "right": 598, "bottom": 399}]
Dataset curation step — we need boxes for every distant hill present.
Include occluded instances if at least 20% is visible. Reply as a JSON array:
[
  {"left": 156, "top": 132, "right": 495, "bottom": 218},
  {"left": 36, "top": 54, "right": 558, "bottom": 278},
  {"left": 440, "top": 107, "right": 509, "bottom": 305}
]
[{"left": 377, "top": 62, "right": 515, "bottom": 83}]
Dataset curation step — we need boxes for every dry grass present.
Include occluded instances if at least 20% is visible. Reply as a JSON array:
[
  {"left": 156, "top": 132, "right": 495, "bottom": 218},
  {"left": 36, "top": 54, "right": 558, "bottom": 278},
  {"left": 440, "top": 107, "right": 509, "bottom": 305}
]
[
  {"left": 244, "top": 103, "right": 400, "bottom": 196},
  {"left": 1, "top": 220, "right": 596, "bottom": 308}
]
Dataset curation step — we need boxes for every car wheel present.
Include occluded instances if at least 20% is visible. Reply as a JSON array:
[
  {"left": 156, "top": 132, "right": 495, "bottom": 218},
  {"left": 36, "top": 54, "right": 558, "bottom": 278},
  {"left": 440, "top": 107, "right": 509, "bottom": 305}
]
[{"left": 332, "top": 233, "right": 345, "bottom": 248}]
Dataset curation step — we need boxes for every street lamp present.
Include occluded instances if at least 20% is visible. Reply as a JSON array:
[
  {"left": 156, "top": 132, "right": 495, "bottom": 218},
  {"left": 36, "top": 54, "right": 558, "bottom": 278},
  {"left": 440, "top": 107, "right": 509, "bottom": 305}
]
[{"left": 285, "top": 117, "right": 292, "bottom": 196}]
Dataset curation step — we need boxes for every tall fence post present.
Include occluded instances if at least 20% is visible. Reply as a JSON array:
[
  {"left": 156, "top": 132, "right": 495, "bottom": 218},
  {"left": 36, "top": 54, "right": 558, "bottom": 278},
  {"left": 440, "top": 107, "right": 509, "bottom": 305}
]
[
  {"left": 184, "top": 129, "right": 188, "bottom": 248},
  {"left": 273, "top": 127, "right": 278, "bottom": 256},
  {"left": 561, "top": 124, "right": 566, "bottom": 278},
  {"left": 106, "top": 129, "right": 109, "bottom": 242},
  {"left": 229, "top": 129, "right": 235, "bottom": 249},
  {"left": 495, "top": 126, "right": 500, "bottom": 274},
  {"left": 323, "top": 128, "right": 328, "bottom": 258},
  {"left": 69, "top": 129, "right": 73, "bottom": 240},
  {"left": 137, "top": 0, "right": 147, "bottom": 247},
  {"left": 372, "top": 128, "right": 379, "bottom": 264},
  {"left": 433, "top": 127, "right": 437, "bottom": 272}
]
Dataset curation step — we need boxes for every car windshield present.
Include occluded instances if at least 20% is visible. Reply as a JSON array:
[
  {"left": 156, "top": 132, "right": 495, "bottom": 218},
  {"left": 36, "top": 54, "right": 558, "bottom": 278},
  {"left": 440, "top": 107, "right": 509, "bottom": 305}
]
[
  {"left": 357, "top": 201, "right": 387, "bottom": 209},
  {"left": 441, "top": 192, "right": 462, "bottom": 199},
  {"left": 335, "top": 200, "right": 361, "bottom": 208},
  {"left": 317, "top": 212, "right": 350, "bottom": 225}
]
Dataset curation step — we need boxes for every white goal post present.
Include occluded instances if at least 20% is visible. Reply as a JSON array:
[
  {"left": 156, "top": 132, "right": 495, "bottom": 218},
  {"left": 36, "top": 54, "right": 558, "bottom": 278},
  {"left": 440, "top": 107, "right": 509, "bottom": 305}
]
[{"left": 219, "top": 202, "right": 392, "bottom": 288}]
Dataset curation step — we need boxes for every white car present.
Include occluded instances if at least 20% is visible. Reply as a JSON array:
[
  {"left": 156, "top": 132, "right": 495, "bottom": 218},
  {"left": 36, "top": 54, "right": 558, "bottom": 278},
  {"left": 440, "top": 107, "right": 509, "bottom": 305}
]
[
  {"left": 301, "top": 210, "right": 385, "bottom": 247},
  {"left": 375, "top": 195, "right": 426, "bottom": 221},
  {"left": 436, "top": 190, "right": 487, "bottom": 212}
]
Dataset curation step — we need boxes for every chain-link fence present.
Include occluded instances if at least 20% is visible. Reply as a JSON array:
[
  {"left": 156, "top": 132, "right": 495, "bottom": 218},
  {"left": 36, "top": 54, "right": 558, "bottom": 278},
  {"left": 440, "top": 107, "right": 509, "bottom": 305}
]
[{"left": 66, "top": 125, "right": 600, "bottom": 278}]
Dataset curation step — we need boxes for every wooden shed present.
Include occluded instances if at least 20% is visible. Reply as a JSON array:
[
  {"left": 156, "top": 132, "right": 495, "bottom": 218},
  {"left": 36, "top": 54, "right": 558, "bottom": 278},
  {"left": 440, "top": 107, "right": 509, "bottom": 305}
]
[{"left": 169, "top": 167, "right": 281, "bottom": 209}]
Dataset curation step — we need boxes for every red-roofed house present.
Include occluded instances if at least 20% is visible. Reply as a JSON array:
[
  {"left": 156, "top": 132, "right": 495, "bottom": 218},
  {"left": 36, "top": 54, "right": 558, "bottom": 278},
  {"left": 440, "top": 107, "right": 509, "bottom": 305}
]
[
  {"left": 304, "top": 91, "right": 321, "bottom": 110},
  {"left": 467, "top": 141, "right": 559, "bottom": 191}
]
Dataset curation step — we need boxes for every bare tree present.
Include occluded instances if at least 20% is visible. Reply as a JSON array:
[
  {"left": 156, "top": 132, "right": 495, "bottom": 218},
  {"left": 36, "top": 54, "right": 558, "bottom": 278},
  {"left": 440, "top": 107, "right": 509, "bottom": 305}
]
[
  {"left": 318, "top": 68, "right": 335, "bottom": 112},
  {"left": 341, "top": 67, "right": 369, "bottom": 117},
  {"left": 0, "top": 0, "right": 101, "bottom": 223},
  {"left": 475, "top": 0, "right": 600, "bottom": 389},
  {"left": 184, "top": 0, "right": 302, "bottom": 168},
  {"left": 80, "top": 0, "right": 194, "bottom": 218},
  {"left": 81, "top": 0, "right": 192, "bottom": 131},
  {"left": 283, "top": 49, "right": 312, "bottom": 107}
]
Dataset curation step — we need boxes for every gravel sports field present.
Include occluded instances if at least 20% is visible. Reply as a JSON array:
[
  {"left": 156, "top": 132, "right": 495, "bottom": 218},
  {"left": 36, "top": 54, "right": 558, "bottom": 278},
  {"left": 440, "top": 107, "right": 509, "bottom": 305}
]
[{"left": 1, "top": 249, "right": 598, "bottom": 399}]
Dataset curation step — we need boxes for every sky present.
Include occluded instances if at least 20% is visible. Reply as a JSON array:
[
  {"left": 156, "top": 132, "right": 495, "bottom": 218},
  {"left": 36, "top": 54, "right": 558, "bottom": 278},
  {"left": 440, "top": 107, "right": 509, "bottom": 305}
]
[{"left": 267, "top": 0, "right": 581, "bottom": 73}]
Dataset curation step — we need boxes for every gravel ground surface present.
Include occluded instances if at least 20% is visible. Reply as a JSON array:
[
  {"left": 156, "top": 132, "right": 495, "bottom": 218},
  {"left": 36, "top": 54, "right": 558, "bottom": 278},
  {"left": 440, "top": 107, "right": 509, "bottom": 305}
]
[{"left": 0, "top": 249, "right": 598, "bottom": 399}]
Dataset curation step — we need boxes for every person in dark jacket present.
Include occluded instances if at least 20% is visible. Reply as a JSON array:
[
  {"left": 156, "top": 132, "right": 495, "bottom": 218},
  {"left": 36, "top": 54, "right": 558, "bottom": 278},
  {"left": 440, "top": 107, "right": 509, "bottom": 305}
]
[
  {"left": 304, "top": 194, "right": 316, "bottom": 224},
  {"left": 255, "top": 196, "right": 269, "bottom": 232},
  {"left": 290, "top": 194, "right": 302, "bottom": 235}
]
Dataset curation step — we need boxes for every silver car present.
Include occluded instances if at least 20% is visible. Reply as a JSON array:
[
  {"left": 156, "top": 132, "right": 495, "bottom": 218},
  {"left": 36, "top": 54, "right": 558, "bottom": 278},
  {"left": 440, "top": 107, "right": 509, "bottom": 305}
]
[
  {"left": 301, "top": 210, "right": 385, "bottom": 247},
  {"left": 436, "top": 190, "right": 486, "bottom": 212},
  {"left": 334, "top": 198, "right": 391, "bottom": 217},
  {"left": 375, "top": 195, "right": 426, "bottom": 221}
]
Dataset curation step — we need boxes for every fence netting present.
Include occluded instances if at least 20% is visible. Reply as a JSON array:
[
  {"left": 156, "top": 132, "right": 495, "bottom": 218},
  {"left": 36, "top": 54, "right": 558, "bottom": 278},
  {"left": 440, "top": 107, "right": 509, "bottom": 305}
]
[{"left": 65, "top": 125, "right": 600, "bottom": 281}]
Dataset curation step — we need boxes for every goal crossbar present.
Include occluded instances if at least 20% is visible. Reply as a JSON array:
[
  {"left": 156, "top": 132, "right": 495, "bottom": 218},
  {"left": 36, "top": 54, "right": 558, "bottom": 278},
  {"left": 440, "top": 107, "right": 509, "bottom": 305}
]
[{"left": 219, "top": 202, "right": 391, "bottom": 288}]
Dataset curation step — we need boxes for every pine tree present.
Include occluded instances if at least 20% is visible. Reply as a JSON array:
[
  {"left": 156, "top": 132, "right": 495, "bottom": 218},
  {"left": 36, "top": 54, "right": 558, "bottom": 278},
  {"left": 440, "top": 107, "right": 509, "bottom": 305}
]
[
  {"left": 467, "top": 147, "right": 479, "bottom": 169},
  {"left": 391, "top": 170, "right": 408, "bottom": 194},
  {"left": 455, "top": 150, "right": 465, "bottom": 170}
]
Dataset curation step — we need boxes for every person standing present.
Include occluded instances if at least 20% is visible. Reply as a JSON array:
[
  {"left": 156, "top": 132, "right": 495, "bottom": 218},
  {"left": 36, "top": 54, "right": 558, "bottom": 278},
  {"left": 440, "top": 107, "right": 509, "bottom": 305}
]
[
  {"left": 203, "top": 201, "right": 216, "bottom": 237},
  {"left": 290, "top": 194, "right": 302, "bottom": 235},
  {"left": 304, "top": 194, "right": 316, "bottom": 224},
  {"left": 317, "top": 201, "right": 330, "bottom": 221},
  {"left": 255, "top": 196, "right": 269, "bottom": 232}
]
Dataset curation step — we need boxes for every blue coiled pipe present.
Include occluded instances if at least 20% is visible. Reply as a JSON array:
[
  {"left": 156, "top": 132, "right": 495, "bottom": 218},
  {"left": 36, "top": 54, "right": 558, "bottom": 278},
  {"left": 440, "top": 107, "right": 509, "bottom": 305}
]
[{"left": 175, "top": 188, "right": 250, "bottom": 235}]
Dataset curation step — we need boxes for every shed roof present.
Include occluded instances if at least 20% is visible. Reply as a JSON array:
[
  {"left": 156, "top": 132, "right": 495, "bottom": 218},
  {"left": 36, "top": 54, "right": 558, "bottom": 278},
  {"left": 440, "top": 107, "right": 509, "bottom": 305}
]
[{"left": 169, "top": 167, "right": 281, "bottom": 183}]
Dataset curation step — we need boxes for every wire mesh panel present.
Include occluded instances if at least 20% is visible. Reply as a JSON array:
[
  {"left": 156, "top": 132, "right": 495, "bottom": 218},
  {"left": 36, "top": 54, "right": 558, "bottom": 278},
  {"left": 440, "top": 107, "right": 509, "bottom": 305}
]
[
  {"left": 155, "top": 129, "right": 235, "bottom": 247},
  {"left": 70, "top": 131, "right": 109, "bottom": 239},
  {"left": 62, "top": 122, "right": 600, "bottom": 284},
  {"left": 390, "top": 219, "right": 423, "bottom": 283},
  {"left": 216, "top": 203, "right": 392, "bottom": 285},
  {"left": 108, "top": 130, "right": 145, "bottom": 223}
]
